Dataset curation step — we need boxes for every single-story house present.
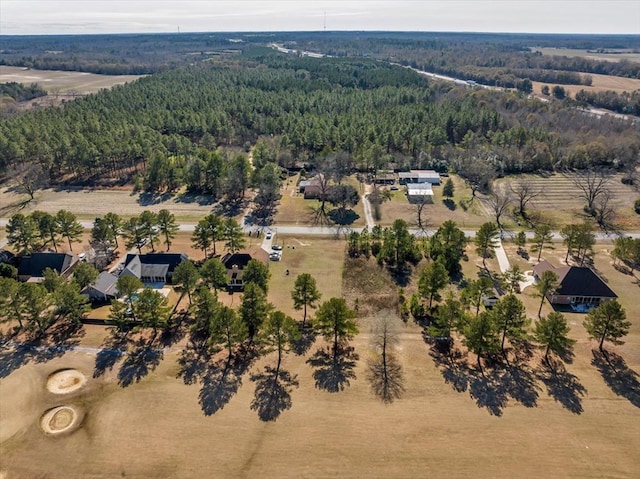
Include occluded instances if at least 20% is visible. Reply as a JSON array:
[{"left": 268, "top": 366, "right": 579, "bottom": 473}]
[
  {"left": 120, "top": 252, "right": 188, "bottom": 285},
  {"left": 301, "top": 174, "right": 327, "bottom": 199},
  {"left": 406, "top": 183, "right": 434, "bottom": 203},
  {"left": 533, "top": 260, "right": 617, "bottom": 307},
  {"left": 17, "top": 252, "right": 79, "bottom": 282},
  {"left": 83, "top": 271, "right": 119, "bottom": 302},
  {"left": 373, "top": 172, "right": 396, "bottom": 185},
  {"left": 221, "top": 249, "right": 269, "bottom": 290},
  {"left": 398, "top": 170, "right": 440, "bottom": 185}
]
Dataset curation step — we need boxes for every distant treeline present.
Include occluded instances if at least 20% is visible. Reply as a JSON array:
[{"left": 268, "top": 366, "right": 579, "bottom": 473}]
[
  {"left": 0, "top": 82, "right": 47, "bottom": 102},
  {"left": 302, "top": 37, "right": 640, "bottom": 85},
  {"left": 575, "top": 89, "right": 640, "bottom": 116},
  {"left": 1, "top": 31, "right": 639, "bottom": 80}
]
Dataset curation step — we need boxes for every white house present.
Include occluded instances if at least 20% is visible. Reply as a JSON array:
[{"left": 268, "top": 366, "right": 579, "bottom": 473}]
[{"left": 406, "top": 183, "right": 433, "bottom": 203}]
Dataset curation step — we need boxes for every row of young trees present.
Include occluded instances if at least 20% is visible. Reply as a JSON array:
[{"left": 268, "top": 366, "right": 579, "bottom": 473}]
[{"left": 6, "top": 209, "right": 83, "bottom": 254}]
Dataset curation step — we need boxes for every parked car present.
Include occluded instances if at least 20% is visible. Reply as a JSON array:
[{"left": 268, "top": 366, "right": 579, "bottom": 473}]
[
  {"left": 269, "top": 252, "right": 281, "bottom": 261},
  {"left": 272, "top": 244, "right": 283, "bottom": 251},
  {"left": 266, "top": 232, "right": 272, "bottom": 240}
]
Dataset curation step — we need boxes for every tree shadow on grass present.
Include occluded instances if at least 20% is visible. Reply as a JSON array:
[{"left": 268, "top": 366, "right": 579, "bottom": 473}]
[
  {"left": 0, "top": 321, "right": 84, "bottom": 379},
  {"left": 291, "top": 327, "right": 316, "bottom": 356},
  {"left": 307, "top": 345, "right": 359, "bottom": 393},
  {"left": 535, "top": 360, "right": 586, "bottom": 414},
  {"left": 250, "top": 365, "right": 299, "bottom": 421},
  {"left": 366, "top": 353, "right": 405, "bottom": 404},
  {"left": 430, "top": 348, "right": 539, "bottom": 416},
  {"left": 117, "top": 337, "right": 164, "bottom": 387},
  {"left": 591, "top": 349, "right": 640, "bottom": 408},
  {"left": 442, "top": 199, "right": 456, "bottom": 211},
  {"left": 328, "top": 208, "right": 360, "bottom": 226},
  {"left": 177, "top": 341, "right": 258, "bottom": 416},
  {"left": 94, "top": 328, "right": 131, "bottom": 378}
]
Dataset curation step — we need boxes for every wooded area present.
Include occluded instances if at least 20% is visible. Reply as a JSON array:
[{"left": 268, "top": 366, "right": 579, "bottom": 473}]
[{"left": 1, "top": 49, "right": 638, "bottom": 192}]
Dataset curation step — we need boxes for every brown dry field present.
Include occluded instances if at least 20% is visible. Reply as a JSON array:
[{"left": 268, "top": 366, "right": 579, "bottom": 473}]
[
  {"left": 534, "top": 48, "right": 640, "bottom": 64},
  {"left": 377, "top": 175, "right": 488, "bottom": 228},
  {"left": 1, "top": 232, "right": 639, "bottom": 479},
  {"left": 0, "top": 66, "right": 142, "bottom": 95},
  {"left": 492, "top": 172, "right": 640, "bottom": 230},
  {"left": 275, "top": 174, "right": 488, "bottom": 229},
  {"left": 0, "top": 186, "right": 220, "bottom": 222},
  {"left": 532, "top": 72, "right": 640, "bottom": 99}
]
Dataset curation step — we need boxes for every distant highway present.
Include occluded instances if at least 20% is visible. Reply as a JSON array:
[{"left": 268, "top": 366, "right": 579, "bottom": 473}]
[{"left": 269, "top": 43, "right": 637, "bottom": 124}]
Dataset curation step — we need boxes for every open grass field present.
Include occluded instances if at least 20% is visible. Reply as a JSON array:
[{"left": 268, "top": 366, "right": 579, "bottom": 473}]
[
  {"left": 1, "top": 232, "right": 639, "bottom": 478},
  {"left": 377, "top": 175, "right": 488, "bottom": 228},
  {"left": 531, "top": 71, "right": 640, "bottom": 99},
  {"left": 533, "top": 47, "right": 640, "bottom": 64},
  {"left": 491, "top": 172, "right": 640, "bottom": 230},
  {"left": 0, "top": 186, "right": 220, "bottom": 222},
  {"left": 0, "top": 66, "right": 142, "bottom": 95}
]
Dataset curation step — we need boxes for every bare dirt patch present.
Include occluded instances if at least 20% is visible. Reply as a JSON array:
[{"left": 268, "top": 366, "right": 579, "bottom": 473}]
[
  {"left": 46, "top": 369, "right": 87, "bottom": 394},
  {"left": 40, "top": 405, "right": 84, "bottom": 435}
]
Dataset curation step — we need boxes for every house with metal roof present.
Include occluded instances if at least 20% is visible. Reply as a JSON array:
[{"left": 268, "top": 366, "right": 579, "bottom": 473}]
[
  {"left": 398, "top": 170, "right": 440, "bottom": 185},
  {"left": 406, "top": 183, "right": 434, "bottom": 203}
]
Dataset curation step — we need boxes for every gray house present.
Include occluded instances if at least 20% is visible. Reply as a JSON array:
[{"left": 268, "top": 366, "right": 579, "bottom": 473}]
[
  {"left": 83, "top": 271, "right": 119, "bottom": 302},
  {"left": 120, "top": 253, "right": 188, "bottom": 285}
]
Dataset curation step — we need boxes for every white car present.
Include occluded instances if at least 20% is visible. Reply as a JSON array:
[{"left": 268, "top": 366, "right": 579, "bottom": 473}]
[
  {"left": 266, "top": 232, "right": 272, "bottom": 240},
  {"left": 269, "top": 252, "right": 281, "bottom": 261}
]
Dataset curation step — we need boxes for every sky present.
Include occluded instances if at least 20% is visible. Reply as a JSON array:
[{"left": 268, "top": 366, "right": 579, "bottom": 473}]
[{"left": 1, "top": 0, "right": 639, "bottom": 36}]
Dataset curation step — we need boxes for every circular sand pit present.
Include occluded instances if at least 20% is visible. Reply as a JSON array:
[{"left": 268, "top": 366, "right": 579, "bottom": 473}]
[
  {"left": 40, "top": 406, "right": 84, "bottom": 436},
  {"left": 46, "top": 369, "right": 87, "bottom": 394}
]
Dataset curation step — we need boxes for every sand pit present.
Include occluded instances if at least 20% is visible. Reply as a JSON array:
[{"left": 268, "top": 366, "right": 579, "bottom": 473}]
[
  {"left": 46, "top": 369, "right": 87, "bottom": 394},
  {"left": 40, "top": 406, "right": 84, "bottom": 436}
]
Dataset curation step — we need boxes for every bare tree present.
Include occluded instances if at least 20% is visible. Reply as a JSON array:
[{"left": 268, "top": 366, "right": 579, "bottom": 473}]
[
  {"left": 415, "top": 195, "right": 431, "bottom": 232},
  {"left": 8, "top": 162, "right": 49, "bottom": 201},
  {"left": 573, "top": 169, "right": 611, "bottom": 215},
  {"left": 366, "top": 312, "right": 405, "bottom": 404},
  {"left": 510, "top": 179, "right": 542, "bottom": 218},
  {"left": 487, "top": 188, "right": 513, "bottom": 232},
  {"left": 456, "top": 157, "right": 495, "bottom": 203},
  {"left": 311, "top": 173, "right": 332, "bottom": 225},
  {"left": 593, "top": 189, "right": 616, "bottom": 231}
]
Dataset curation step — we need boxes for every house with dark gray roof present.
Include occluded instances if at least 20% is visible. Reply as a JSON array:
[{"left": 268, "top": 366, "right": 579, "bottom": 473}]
[
  {"left": 83, "top": 271, "right": 119, "bottom": 302},
  {"left": 17, "top": 252, "right": 79, "bottom": 282},
  {"left": 533, "top": 260, "right": 617, "bottom": 308},
  {"left": 221, "top": 249, "right": 269, "bottom": 290},
  {"left": 120, "top": 252, "right": 188, "bottom": 285}
]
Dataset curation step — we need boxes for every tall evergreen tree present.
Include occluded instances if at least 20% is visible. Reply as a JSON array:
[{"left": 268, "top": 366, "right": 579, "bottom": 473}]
[
  {"left": 313, "top": 297, "right": 358, "bottom": 355},
  {"left": 55, "top": 210, "right": 83, "bottom": 252},
  {"left": 157, "top": 209, "right": 179, "bottom": 251},
  {"left": 583, "top": 300, "right": 630, "bottom": 353},
  {"left": 240, "top": 282, "right": 271, "bottom": 341},
  {"left": 535, "top": 312, "right": 575, "bottom": 367},
  {"left": 418, "top": 260, "right": 449, "bottom": 309},
  {"left": 291, "top": 273, "right": 322, "bottom": 327}
]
